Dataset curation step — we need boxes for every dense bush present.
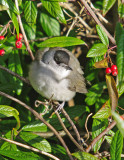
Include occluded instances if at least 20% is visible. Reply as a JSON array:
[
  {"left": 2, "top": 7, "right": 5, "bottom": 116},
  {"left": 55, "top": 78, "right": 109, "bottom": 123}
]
[{"left": 0, "top": 0, "right": 124, "bottom": 159}]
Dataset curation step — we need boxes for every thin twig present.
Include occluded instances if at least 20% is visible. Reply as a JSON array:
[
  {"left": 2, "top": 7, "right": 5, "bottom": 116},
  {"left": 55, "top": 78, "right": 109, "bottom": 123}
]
[
  {"left": 79, "top": 0, "right": 116, "bottom": 45},
  {"left": 86, "top": 120, "right": 116, "bottom": 152},
  {"left": 0, "top": 91, "right": 73, "bottom": 160},
  {"left": 15, "top": 0, "right": 34, "bottom": 60},
  {"left": 61, "top": 3, "right": 92, "bottom": 31},
  {"left": 0, "top": 136, "right": 60, "bottom": 160},
  {"left": 85, "top": 113, "right": 93, "bottom": 142},
  {"left": 0, "top": 65, "right": 30, "bottom": 85},
  {"left": 61, "top": 108, "right": 81, "bottom": 144},
  {"left": 0, "top": 20, "right": 12, "bottom": 35},
  {"left": 54, "top": 107, "right": 84, "bottom": 151}
]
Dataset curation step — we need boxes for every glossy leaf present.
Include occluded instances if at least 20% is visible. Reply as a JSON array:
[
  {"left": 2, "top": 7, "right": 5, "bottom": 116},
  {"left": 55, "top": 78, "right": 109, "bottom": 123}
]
[
  {"left": 118, "top": 3, "right": 124, "bottom": 19},
  {"left": 41, "top": 0, "right": 66, "bottom": 24},
  {"left": 87, "top": 43, "right": 107, "bottom": 57},
  {"left": 0, "top": 0, "right": 19, "bottom": 14},
  {"left": 106, "top": 75, "right": 118, "bottom": 110},
  {"left": 96, "top": 25, "right": 109, "bottom": 46},
  {"left": 20, "top": 132, "right": 51, "bottom": 152},
  {"left": 37, "top": 36, "right": 85, "bottom": 48},
  {"left": 116, "top": 23, "right": 124, "bottom": 95},
  {"left": 7, "top": 10, "right": 19, "bottom": 36},
  {"left": 110, "top": 130, "right": 123, "bottom": 160},
  {"left": 40, "top": 11, "right": 60, "bottom": 36},
  {"left": 0, "top": 105, "right": 20, "bottom": 129},
  {"left": 0, "top": 150, "right": 43, "bottom": 160},
  {"left": 103, "top": 0, "right": 116, "bottom": 16},
  {"left": 112, "top": 111, "right": 124, "bottom": 137},
  {"left": 85, "top": 82, "right": 107, "bottom": 106},
  {"left": 8, "top": 50, "right": 23, "bottom": 95},
  {"left": 24, "top": 1, "right": 37, "bottom": 26},
  {"left": 72, "top": 151, "right": 99, "bottom": 160},
  {"left": 92, "top": 119, "right": 108, "bottom": 152},
  {"left": 22, "top": 121, "right": 48, "bottom": 132},
  {"left": 93, "top": 101, "right": 111, "bottom": 119}
]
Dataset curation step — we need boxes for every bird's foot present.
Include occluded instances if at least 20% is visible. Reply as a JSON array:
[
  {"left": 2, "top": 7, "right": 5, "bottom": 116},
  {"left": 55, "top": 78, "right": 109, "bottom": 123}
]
[{"left": 55, "top": 101, "right": 65, "bottom": 113}]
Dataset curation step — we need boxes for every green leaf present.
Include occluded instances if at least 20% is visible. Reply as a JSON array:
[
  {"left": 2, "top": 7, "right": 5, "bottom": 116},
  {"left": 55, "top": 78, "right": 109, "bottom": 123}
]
[
  {"left": 92, "top": 119, "right": 108, "bottom": 152},
  {"left": 85, "top": 82, "right": 107, "bottom": 106},
  {"left": 40, "top": 10, "right": 60, "bottom": 36},
  {"left": 8, "top": 50, "right": 23, "bottom": 95},
  {"left": 118, "top": 3, "right": 124, "bottom": 19},
  {"left": 103, "top": 0, "right": 116, "bottom": 16},
  {"left": 41, "top": 0, "right": 66, "bottom": 24},
  {"left": 24, "top": 1, "right": 37, "bottom": 26},
  {"left": 116, "top": 24, "right": 124, "bottom": 95},
  {"left": 0, "top": 0, "right": 19, "bottom": 14},
  {"left": 0, "top": 105, "right": 20, "bottom": 130},
  {"left": 93, "top": 101, "right": 111, "bottom": 119},
  {"left": 87, "top": 43, "right": 107, "bottom": 57},
  {"left": 20, "top": 132, "right": 51, "bottom": 152},
  {"left": 96, "top": 25, "right": 109, "bottom": 46},
  {"left": 37, "top": 36, "right": 85, "bottom": 48},
  {"left": 110, "top": 130, "right": 123, "bottom": 160},
  {"left": 0, "top": 4, "right": 8, "bottom": 11},
  {"left": 112, "top": 111, "right": 124, "bottom": 137},
  {"left": 0, "top": 150, "right": 44, "bottom": 160},
  {"left": 23, "top": 22, "right": 36, "bottom": 40},
  {"left": 22, "top": 121, "right": 48, "bottom": 132},
  {"left": 72, "top": 151, "right": 99, "bottom": 160},
  {"left": 7, "top": 10, "right": 19, "bottom": 36}
]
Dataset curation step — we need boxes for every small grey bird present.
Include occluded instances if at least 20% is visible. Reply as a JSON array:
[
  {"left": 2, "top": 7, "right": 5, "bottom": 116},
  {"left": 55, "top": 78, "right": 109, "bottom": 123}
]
[{"left": 29, "top": 47, "right": 87, "bottom": 107}]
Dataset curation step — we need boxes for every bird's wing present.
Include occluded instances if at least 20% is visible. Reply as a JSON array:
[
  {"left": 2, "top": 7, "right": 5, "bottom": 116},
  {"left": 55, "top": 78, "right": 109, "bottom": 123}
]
[{"left": 67, "top": 71, "right": 88, "bottom": 94}]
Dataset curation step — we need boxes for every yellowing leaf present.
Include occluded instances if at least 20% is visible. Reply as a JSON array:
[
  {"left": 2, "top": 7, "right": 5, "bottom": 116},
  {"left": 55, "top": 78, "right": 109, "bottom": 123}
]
[{"left": 106, "top": 75, "right": 118, "bottom": 110}]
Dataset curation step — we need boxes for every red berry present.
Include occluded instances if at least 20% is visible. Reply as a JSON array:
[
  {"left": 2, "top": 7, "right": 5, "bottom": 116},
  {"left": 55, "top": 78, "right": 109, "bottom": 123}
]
[
  {"left": 0, "top": 36, "right": 5, "bottom": 40},
  {"left": 105, "top": 67, "right": 112, "bottom": 74},
  {"left": 15, "top": 40, "right": 22, "bottom": 48},
  {"left": 0, "top": 49, "right": 5, "bottom": 56},
  {"left": 111, "top": 65, "right": 117, "bottom": 72},
  {"left": 112, "top": 70, "right": 118, "bottom": 76},
  {"left": 16, "top": 33, "right": 23, "bottom": 40}
]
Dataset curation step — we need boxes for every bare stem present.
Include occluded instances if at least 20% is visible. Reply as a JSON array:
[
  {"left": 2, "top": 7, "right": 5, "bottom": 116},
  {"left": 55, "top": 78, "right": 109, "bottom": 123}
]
[
  {"left": 54, "top": 108, "right": 84, "bottom": 151},
  {"left": 15, "top": 0, "right": 34, "bottom": 60},
  {"left": 0, "top": 137, "right": 60, "bottom": 160},
  {"left": 86, "top": 121, "right": 116, "bottom": 152},
  {"left": 61, "top": 108, "right": 81, "bottom": 144},
  {"left": 0, "top": 91, "right": 73, "bottom": 160},
  {"left": 79, "top": 0, "right": 116, "bottom": 45},
  {"left": 0, "top": 65, "right": 30, "bottom": 85}
]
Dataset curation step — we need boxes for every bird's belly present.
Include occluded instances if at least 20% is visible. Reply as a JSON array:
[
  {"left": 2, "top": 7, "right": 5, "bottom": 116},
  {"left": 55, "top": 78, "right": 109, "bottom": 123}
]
[{"left": 36, "top": 77, "right": 75, "bottom": 101}]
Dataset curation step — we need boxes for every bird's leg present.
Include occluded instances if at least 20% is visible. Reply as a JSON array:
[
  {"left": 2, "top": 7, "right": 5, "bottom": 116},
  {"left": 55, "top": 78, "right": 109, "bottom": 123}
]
[{"left": 55, "top": 101, "right": 65, "bottom": 113}]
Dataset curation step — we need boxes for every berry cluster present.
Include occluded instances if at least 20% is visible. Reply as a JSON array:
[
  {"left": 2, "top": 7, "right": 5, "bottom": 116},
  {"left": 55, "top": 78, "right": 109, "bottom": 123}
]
[
  {"left": 106, "top": 65, "right": 118, "bottom": 76},
  {"left": 0, "top": 33, "right": 23, "bottom": 56}
]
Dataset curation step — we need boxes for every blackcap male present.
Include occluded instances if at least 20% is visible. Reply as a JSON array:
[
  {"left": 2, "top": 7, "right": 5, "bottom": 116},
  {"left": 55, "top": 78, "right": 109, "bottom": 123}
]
[{"left": 29, "top": 47, "right": 87, "bottom": 105}]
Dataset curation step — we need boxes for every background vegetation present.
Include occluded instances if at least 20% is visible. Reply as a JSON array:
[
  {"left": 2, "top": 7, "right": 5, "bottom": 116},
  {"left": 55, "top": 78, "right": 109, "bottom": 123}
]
[{"left": 0, "top": 0, "right": 124, "bottom": 159}]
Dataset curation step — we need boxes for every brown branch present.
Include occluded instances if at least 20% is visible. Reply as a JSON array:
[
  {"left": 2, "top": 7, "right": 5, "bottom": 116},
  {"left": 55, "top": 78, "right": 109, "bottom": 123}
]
[
  {"left": 79, "top": 0, "right": 116, "bottom": 45},
  {"left": 0, "top": 137, "right": 60, "bottom": 160},
  {"left": 15, "top": 0, "right": 34, "bottom": 61},
  {"left": 0, "top": 91, "right": 73, "bottom": 160},
  {"left": 0, "top": 65, "right": 30, "bottom": 85},
  {"left": 54, "top": 107, "right": 84, "bottom": 151},
  {"left": 86, "top": 120, "right": 116, "bottom": 152},
  {"left": 61, "top": 108, "right": 81, "bottom": 144}
]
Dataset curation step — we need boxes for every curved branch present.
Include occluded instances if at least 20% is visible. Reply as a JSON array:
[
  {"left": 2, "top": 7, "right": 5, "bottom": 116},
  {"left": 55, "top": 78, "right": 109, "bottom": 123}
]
[
  {"left": 79, "top": 0, "right": 116, "bottom": 45},
  {"left": 15, "top": 0, "right": 34, "bottom": 60},
  {"left": 0, "top": 137, "right": 60, "bottom": 160},
  {"left": 0, "top": 91, "right": 74, "bottom": 160}
]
